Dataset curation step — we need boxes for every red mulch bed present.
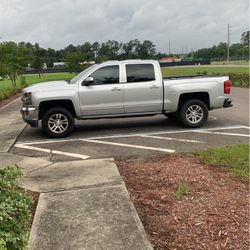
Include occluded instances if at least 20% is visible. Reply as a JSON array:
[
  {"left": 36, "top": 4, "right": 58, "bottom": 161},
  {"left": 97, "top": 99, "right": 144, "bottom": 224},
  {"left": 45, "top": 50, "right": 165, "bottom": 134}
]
[
  {"left": 116, "top": 154, "right": 249, "bottom": 250},
  {"left": 0, "top": 93, "right": 21, "bottom": 109}
]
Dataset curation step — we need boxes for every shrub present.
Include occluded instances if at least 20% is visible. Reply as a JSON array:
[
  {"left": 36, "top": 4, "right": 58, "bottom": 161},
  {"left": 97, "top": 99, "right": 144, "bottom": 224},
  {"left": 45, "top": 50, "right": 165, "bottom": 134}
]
[
  {"left": 19, "top": 76, "right": 28, "bottom": 89},
  {"left": 228, "top": 73, "right": 249, "bottom": 87},
  {"left": 0, "top": 166, "right": 32, "bottom": 250},
  {"left": 0, "top": 89, "right": 19, "bottom": 102}
]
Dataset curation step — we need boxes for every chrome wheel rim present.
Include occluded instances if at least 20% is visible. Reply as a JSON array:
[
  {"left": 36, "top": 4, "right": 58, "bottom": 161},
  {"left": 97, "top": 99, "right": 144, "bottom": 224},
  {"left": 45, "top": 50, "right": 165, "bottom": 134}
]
[
  {"left": 186, "top": 105, "right": 204, "bottom": 124},
  {"left": 48, "top": 114, "right": 69, "bottom": 134}
]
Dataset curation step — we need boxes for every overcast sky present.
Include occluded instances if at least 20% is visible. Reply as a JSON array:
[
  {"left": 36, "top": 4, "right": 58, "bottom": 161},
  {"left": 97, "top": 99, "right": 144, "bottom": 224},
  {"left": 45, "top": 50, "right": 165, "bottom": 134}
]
[{"left": 0, "top": 0, "right": 248, "bottom": 53}]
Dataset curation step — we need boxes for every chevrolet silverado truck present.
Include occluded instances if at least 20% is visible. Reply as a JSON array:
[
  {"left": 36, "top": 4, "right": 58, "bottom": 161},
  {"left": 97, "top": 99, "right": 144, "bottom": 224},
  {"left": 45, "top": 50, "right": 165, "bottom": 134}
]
[{"left": 21, "top": 60, "right": 233, "bottom": 138}]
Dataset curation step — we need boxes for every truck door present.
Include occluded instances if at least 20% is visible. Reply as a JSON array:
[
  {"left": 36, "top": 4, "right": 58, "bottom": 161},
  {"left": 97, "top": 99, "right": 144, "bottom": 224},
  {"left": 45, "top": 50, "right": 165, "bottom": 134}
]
[
  {"left": 124, "top": 63, "right": 162, "bottom": 113},
  {"left": 79, "top": 65, "right": 124, "bottom": 116}
]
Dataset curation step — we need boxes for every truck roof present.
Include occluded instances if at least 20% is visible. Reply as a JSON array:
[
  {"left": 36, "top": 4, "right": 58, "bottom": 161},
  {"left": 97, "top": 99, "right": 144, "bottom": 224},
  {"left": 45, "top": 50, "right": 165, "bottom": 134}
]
[{"left": 100, "top": 59, "right": 157, "bottom": 65}]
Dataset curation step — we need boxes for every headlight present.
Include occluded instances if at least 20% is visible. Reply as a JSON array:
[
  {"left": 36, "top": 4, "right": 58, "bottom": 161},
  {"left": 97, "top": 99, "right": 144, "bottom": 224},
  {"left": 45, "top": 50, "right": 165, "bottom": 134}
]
[{"left": 21, "top": 92, "right": 32, "bottom": 105}]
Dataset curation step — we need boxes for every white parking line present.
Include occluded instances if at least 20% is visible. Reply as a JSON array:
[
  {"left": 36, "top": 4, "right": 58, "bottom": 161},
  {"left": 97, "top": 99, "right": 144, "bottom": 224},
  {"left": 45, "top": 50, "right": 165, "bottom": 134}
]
[
  {"left": 15, "top": 144, "right": 51, "bottom": 153},
  {"left": 15, "top": 144, "right": 90, "bottom": 160},
  {"left": 209, "top": 116, "right": 217, "bottom": 120},
  {"left": 15, "top": 125, "right": 247, "bottom": 145},
  {"left": 51, "top": 150, "right": 90, "bottom": 160},
  {"left": 140, "top": 135, "right": 204, "bottom": 143},
  {"left": 82, "top": 139, "right": 176, "bottom": 153},
  {"left": 148, "top": 125, "right": 248, "bottom": 136},
  {"left": 194, "top": 131, "right": 250, "bottom": 137},
  {"left": 241, "top": 126, "right": 250, "bottom": 129}
]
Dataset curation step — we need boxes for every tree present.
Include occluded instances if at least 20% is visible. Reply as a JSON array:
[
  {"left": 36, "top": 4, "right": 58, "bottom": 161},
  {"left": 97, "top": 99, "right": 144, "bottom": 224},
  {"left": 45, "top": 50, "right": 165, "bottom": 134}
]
[
  {"left": 241, "top": 31, "right": 250, "bottom": 46},
  {"left": 137, "top": 40, "right": 156, "bottom": 59},
  {"left": 31, "top": 43, "right": 46, "bottom": 78},
  {"left": 121, "top": 39, "right": 141, "bottom": 59},
  {"left": 46, "top": 48, "right": 57, "bottom": 67},
  {"left": 65, "top": 52, "right": 83, "bottom": 73},
  {"left": 0, "top": 42, "right": 27, "bottom": 89},
  {"left": 91, "top": 42, "right": 100, "bottom": 62}
]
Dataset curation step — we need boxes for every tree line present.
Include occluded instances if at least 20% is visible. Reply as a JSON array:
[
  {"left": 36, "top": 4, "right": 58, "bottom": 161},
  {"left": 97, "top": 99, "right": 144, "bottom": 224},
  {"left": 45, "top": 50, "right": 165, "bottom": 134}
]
[
  {"left": 0, "top": 39, "right": 167, "bottom": 87},
  {"left": 0, "top": 31, "right": 249, "bottom": 88},
  {"left": 190, "top": 31, "right": 249, "bottom": 60}
]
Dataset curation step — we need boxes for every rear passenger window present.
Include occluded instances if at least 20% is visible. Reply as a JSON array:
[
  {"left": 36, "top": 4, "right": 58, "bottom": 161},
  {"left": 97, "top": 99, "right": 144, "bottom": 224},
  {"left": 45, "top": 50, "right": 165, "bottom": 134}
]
[{"left": 126, "top": 64, "right": 155, "bottom": 83}]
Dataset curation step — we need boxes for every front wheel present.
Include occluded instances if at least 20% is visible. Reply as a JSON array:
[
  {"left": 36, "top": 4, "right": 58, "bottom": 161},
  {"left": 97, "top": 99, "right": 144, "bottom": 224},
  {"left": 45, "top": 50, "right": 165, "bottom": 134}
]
[
  {"left": 42, "top": 107, "right": 75, "bottom": 138},
  {"left": 179, "top": 99, "right": 208, "bottom": 128}
]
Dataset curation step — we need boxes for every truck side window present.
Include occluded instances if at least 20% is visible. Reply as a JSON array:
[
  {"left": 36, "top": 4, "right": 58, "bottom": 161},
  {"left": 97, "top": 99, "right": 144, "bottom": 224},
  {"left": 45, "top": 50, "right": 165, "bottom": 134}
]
[
  {"left": 126, "top": 64, "right": 155, "bottom": 83},
  {"left": 90, "top": 65, "right": 119, "bottom": 85}
]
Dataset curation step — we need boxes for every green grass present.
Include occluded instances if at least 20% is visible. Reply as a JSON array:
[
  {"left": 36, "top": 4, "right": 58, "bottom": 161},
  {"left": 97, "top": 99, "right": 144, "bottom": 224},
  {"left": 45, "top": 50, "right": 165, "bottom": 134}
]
[
  {"left": 175, "top": 182, "right": 191, "bottom": 200},
  {"left": 0, "top": 72, "right": 75, "bottom": 92},
  {"left": 162, "top": 66, "right": 249, "bottom": 77},
  {"left": 197, "top": 144, "right": 249, "bottom": 181},
  {"left": 212, "top": 60, "right": 249, "bottom": 65}
]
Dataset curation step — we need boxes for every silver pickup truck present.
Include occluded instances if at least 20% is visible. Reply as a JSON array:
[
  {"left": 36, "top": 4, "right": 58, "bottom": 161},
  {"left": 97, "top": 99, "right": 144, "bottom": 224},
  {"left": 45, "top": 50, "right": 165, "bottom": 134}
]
[{"left": 21, "top": 60, "right": 233, "bottom": 138}]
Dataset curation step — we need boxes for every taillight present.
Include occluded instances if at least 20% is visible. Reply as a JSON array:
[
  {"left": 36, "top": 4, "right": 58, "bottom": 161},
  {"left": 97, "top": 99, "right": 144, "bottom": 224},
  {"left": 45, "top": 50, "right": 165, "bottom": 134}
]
[{"left": 224, "top": 80, "right": 231, "bottom": 94}]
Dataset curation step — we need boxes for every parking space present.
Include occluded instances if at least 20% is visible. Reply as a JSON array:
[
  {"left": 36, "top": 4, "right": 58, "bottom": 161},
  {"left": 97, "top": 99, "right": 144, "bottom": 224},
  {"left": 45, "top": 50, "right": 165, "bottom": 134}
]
[{"left": 12, "top": 123, "right": 249, "bottom": 162}]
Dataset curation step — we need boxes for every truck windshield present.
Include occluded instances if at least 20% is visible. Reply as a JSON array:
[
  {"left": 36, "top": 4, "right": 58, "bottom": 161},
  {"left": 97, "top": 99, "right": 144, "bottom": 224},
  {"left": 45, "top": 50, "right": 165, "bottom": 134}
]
[{"left": 69, "top": 64, "right": 97, "bottom": 84}]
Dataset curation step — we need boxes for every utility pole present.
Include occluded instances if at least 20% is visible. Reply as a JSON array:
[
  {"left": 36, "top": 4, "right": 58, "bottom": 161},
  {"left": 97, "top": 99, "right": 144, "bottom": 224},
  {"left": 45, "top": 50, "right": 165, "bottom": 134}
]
[
  {"left": 227, "top": 23, "right": 230, "bottom": 61},
  {"left": 169, "top": 40, "right": 171, "bottom": 55}
]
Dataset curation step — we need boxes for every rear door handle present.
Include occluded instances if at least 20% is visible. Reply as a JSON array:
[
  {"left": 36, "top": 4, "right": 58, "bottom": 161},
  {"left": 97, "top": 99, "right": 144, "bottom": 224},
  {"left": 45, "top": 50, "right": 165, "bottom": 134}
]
[
  {"left": 111, "top": 87, "right": 122, "bottom": 91},
  {"left": 150, "top": 85, "right": 160, "bottom": 89}
]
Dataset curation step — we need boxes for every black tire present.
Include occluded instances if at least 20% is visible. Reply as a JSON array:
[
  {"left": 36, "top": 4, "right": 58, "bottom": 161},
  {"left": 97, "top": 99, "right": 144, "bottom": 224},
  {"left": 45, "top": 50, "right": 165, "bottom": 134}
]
[
  {"left": 164, "top": 112, "right": 177, "bottom": 120},
  {"left": 179, "top": 99, "right": 208, "bottom": 128},
  {"left": 42, "top": 107, "right": 75, "bottom": 138}
]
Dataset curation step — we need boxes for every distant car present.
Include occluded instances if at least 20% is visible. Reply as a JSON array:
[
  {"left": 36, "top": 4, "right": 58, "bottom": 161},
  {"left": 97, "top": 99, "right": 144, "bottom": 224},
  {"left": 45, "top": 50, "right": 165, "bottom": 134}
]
[{"left": 21, "top": 60, "right": 233, "bottom": 138}]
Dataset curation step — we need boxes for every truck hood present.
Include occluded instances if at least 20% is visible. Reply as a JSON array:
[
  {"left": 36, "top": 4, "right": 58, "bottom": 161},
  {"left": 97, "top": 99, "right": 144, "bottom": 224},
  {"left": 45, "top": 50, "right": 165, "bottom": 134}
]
[{"left": 23, "top": 80, "right": 72, "bottom": 93}]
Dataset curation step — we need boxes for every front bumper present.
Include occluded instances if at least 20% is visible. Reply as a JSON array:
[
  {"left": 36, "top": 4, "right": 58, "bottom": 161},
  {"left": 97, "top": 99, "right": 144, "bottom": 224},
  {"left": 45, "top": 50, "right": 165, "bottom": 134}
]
[
  {"left": 20, "top": 106, "right": 39, "bottom": 127},
  {"left": 223, "top": 98, "right": 233, "bottom": 108}
]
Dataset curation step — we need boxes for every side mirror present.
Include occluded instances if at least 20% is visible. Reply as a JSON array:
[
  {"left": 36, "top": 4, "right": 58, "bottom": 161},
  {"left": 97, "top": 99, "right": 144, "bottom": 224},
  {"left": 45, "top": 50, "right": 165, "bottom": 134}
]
[{"left": 82, "top": 76, "right": 94, "bottom": 86}]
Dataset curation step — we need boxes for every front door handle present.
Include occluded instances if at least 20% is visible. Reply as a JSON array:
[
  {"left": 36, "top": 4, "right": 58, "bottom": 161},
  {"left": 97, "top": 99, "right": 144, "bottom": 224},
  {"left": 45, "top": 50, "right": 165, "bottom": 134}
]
[
  {"left": 111, "top": 87, "right": 121, "bottom": 91},
  {"left": 150, "top": 85, "right": 160, "bottom": 89}
]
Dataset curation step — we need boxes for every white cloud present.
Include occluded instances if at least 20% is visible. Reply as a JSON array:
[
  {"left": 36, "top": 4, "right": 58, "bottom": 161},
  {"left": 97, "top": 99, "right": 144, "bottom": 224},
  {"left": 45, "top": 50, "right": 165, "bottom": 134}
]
[{"left": 0, "top": 0, "right": 248, "bottom": 52}]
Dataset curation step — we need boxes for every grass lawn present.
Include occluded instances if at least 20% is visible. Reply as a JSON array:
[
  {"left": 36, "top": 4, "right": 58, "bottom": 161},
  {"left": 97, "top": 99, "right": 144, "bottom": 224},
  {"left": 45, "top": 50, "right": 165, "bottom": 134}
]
[
  {"left": 211, "top": 60, "right": 249, "bottom": 65},
  {"left": 162, "top": 66, "right": 249, "bottom": 77},
  {"left": 197, "top": 144, "right": 249, "bottom": 181},
  {"left": 0, "top": 72, "right": 75, "bottom": 92}
]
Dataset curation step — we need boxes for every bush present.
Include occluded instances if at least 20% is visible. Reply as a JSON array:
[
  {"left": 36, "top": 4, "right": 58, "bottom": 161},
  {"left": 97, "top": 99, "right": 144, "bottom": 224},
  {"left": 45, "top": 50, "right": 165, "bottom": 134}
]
[
  {"left": 19, "top": 76, "right": 28, "bottom": 89},
  {"left": 228, "top": 73, "right": 249, "bottom": 87},
  {"left": 208, "top": 72, "right": 249, "bottom": 87},
  {"left": 0, "top": 166, "right": 32, "bottom": 250},
  {"left": 0, "top": 89, "right": 19, "bottom": 102}
]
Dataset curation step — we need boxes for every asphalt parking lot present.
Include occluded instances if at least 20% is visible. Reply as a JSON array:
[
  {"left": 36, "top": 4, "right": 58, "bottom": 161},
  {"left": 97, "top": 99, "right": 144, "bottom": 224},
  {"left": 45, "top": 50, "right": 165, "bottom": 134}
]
[{"left": 11, "top": 87, "right": 249, "bottom": 162}]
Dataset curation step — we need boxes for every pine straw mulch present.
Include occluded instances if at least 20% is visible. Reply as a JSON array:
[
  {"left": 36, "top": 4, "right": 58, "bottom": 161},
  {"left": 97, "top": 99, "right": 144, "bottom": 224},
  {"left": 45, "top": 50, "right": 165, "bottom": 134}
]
[{"left": 116, "top": 154, "right": 249, "bottom": 250}]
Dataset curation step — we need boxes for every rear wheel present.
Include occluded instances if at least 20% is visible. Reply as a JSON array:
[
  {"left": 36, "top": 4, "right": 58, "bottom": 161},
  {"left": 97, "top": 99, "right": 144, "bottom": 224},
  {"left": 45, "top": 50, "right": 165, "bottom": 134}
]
[
  {"left": 179, "top": 99, "right": 208, "bottom": 128},
  {"left": 42, "top": 107, "right": 75, "bottom": 138}
]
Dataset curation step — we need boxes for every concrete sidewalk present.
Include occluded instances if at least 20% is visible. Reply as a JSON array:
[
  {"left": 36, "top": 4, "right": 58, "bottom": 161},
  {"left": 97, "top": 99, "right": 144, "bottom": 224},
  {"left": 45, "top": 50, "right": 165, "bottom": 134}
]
[
  {"left": 24, "top": 158, "right": 153, "bottom": 250},
  {"left": 0, "top": 98, "right": 26, "bottom": 152},
  {"left": 0, "top": 99, "right": 153, "bottom": 250}
]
